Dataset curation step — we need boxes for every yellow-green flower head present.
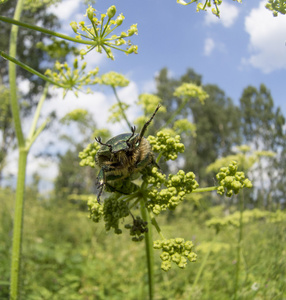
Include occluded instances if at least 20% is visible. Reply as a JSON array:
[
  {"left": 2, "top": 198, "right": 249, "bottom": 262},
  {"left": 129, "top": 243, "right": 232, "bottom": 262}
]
[
  {"left": 154, "top": 238, "right": 197, "bottom": 271},
  {"left": 173, "top": 119, "right": 196, "bottom": 135},
  {"left": 137, "top": 94, "right": 165, "bottom": 114},
  {"left": 45, "top": 59, "right": 99, "bottom": 98},
  {"left": 174, "top": 83, "right": 209, "bottom": 104},
  {"left": 148, "top": 129, "right": 185, "bottom": 161},
  {"left": 79, "top": 142, "right": 101, "bottom": 168},
  {"left": 60, "top": 109, "right": 88, "bottom": 124},
  {"left": 146, "top": 168, "right": 198, "bottom": 215},
  {"left": 100, "top": 71, "right": 129, "bottom": 87},
  {"left": 69, "top": 5, "right": 138, "bottom": 60},
  {"left": 216, "top": 161, "right": 252, "bottom": 197}
]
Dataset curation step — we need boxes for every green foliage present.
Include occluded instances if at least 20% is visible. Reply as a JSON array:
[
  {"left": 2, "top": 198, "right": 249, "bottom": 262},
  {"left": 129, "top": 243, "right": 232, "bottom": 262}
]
[
  {"left": 1, "top": 189, "right": 285, "bottom": 299},
  {"left": 55, "top": 145, "right": 98, "bottom": 197}
]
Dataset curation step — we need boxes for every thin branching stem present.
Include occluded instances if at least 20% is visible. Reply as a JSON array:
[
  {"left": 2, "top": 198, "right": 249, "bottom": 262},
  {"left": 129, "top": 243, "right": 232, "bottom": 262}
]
[
  {"left": 1, "top": 51, "right": 67, "bottom": 88},
  {"left": 234, "top": 192, "right": 244, "bottom": 299},
  {"left": 140, "top": 200, "right": 154, "bottom": 300},
  {"left": 0, "top": 15, "right": 99, "bottom": 46},
  {"left": 111, "top": 86, "right": 132, "bottom": 128}
]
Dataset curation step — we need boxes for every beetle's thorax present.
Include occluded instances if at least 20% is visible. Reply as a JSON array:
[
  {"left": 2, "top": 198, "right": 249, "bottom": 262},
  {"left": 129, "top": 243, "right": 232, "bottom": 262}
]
[{"left": 112, "top": 137, "right": 151, "bottom": 168}]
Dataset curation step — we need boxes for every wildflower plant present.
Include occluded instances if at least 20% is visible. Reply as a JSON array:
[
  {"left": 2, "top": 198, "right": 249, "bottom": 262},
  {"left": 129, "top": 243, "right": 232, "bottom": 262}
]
[
  {"left": 0, "top": 1, "right": 255, "bottom": 299},
  {"left": 79, "top": 116, "right": 252, "bottom": 273}
]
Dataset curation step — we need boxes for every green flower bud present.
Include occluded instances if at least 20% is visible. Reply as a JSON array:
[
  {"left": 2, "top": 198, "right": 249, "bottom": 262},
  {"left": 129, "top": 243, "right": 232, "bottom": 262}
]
[
  {"left": 86, "top": 6, "right": 95, "bottom": 21},
  {"left": 160, "top": 251, "right": 170, "bottom": 261},
  {"left": 107, "top": 5, "right": 116, "bottom": 18},
  {"left": 115, "top": 13, "right": 125, "bottom": 25},
  {"left": 161, "top": 261, "right": 171, "bottom": 272},
  {"left": 128, "top": 24, "right": 138, "bottom": 36},
  {"left": 70, "top": 21, "right": 78, "bottom": 33},
  {"left": 187, "top": 252, "right": 197, "bottom": 262},
  {"left": 178, "top": 257, "right": 187, "bottom": 269},
  {"left": 153, "top": 240, "right": 162, "bottom": 249},
  {"left": 172, "top": 253, "right": 181, "bottom": 264}
]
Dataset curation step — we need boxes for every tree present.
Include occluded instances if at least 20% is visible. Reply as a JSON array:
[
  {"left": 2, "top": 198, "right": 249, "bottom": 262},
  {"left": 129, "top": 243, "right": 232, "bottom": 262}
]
[
  {"left": 154, "top": 68, "right": 241, "bottom": 184},
  {"left": 0, "top": 0, "right": 60, "bottom": 99},
  {"left": 240, "top": 84, "right": 286, "bottom": 208}
]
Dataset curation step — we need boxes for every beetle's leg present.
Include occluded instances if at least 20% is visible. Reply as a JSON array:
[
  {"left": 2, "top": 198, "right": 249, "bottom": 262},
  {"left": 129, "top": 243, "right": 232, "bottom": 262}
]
[
  {"left": 138, "top": 105, "right": 161, "bottom": 144},
  {"left": 96, "top": 168, "right": 105, "bottom": 203},
  {"left": 126, "top": 126, "right": 136, "bottom": 148},
  {"left": 95, "top": 136, "right": 113, "bottom": 152}
]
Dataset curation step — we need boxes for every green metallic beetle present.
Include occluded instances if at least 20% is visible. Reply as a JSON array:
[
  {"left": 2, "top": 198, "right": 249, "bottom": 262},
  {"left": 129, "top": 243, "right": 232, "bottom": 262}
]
[{"left": 95, "top": 105, "right": 160, "bottom": 203}]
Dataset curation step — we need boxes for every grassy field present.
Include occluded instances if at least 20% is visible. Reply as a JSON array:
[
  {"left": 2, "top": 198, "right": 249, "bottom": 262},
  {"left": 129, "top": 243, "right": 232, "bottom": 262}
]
[{"left": 1, "top": 188, "right": 285, "bottom": 299}]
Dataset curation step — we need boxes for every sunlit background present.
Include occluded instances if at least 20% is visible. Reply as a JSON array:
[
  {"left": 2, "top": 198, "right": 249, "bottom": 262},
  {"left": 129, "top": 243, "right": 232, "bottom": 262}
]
[{"left": 3, "top": 0, "right": 286, "bottom": 191}]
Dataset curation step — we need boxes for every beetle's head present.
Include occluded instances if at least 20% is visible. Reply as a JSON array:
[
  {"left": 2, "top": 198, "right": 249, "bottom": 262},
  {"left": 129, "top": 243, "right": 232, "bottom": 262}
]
[{"left": 95, "top": 105, "right": 161, "bottom": 155}]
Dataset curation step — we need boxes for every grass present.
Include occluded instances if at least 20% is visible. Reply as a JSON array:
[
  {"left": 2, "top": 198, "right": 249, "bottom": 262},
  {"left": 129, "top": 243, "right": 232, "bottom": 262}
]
[{"left": 0, "top": 187, "right": 285, "bottom": 299}]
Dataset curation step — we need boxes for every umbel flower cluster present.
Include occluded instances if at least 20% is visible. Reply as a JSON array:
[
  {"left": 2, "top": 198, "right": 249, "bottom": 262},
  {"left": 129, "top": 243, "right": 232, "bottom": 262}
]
[
  {"left": 145, "top": 167, "right": 199, "bottom": 215},
  {"left": 216, "top": 161, "right": 252, "bottom": 197},
  {"left": 45, "top": 58, "right": 99, "bottom": 97},
  {"left": 154, "top": 238, "right": 197, "bottom": 271},
  {"left": 70, "top": 5, "right": 138, "bottom": 60}
]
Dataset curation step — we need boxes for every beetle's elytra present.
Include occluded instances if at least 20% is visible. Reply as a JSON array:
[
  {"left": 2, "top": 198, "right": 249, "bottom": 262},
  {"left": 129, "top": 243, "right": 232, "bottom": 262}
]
[{"left": 95, "top": 105, "right": 161, "bottom": 203}]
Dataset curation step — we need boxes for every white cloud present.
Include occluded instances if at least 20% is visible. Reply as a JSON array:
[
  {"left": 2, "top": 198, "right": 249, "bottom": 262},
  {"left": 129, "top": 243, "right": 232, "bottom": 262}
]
[
  {"left": 48, "top": 0, "right": 80, "bottom": 21},
  {"left": 204, "top": 38, "right": 215, "bottom": 56},
  {"left": 205, "top": 2, "right": 240, "bottom": 28},
  {"left": 244, "top": 0, "right": 286, "bottom": 73}
]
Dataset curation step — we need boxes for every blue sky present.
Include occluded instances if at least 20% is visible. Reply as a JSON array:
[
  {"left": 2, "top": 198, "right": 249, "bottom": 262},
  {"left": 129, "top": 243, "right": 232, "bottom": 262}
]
[
  {"left": 4, "top": 0, "right": 286, "bottom": 190},
  {"left": 57, "top": 0, "right": 286, "bottom": 111}
]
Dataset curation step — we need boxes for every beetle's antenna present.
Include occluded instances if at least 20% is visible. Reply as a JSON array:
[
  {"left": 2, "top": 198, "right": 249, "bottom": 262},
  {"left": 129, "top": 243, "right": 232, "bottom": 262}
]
[
  {"left": 138, "top": 104, "right": 161, "bottom": 144},
  {"left": 126, "top": 126, "right": 136, "bottom": 148},
  {"left": 95, "top": 136, "right": 113, "bottom": 152}
]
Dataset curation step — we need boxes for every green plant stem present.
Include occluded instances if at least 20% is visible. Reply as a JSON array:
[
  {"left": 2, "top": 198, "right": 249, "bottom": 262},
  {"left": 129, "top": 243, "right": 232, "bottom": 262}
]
[
  {"left": 8, "top": 10, "right": 24, "bottom": 148},
  {"left": 192, "top": 233, "right": 218, "bottom": 288},
  {"left": 10, "top": 149, "right": 28, "bottom": 300},
  {"left": 160, "top": 100, "right": 187, "bottom": 130},
  {"left": 192, "top": 186, "right": 218, "bottom": 193},
  {"left": 26, "top": 83, "right": 49, "bottom": 149},
  {"left": 111, "top": 86, "right": 132, "bottom": 128},
  {"left": 149, "top": 210, "right": 165, "bottom": 240},
  {"left": 140, "top": 200, "right": 154, "bottom": 300},
  {"left": 234, "top": 192, "right": 244, "bottom": 300},
  {"left": 1, "top": 51, "right": 67, "bottom": 88},
  {"left": 8, "top": 1, "right": 26, "bottom": 299},
  {"left": 0, "top": 15, "right": 98, "bottom": 46}
]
